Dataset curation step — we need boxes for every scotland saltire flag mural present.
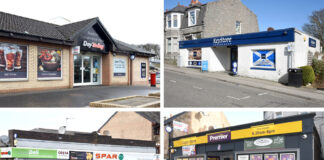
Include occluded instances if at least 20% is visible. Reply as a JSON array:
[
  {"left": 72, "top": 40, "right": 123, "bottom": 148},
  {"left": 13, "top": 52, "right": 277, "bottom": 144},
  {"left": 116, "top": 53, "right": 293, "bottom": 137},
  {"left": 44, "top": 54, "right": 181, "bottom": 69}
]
[{"left": 253, "top": 50, "right": 275, "bottom": 68}]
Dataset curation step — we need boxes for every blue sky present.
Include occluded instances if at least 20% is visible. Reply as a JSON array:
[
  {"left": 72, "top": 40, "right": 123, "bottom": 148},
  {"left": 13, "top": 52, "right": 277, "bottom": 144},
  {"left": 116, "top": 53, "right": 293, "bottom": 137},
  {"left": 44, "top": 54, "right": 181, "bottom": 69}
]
[{"left": 164, "top": 0, "right": 324, "bottom": 31}]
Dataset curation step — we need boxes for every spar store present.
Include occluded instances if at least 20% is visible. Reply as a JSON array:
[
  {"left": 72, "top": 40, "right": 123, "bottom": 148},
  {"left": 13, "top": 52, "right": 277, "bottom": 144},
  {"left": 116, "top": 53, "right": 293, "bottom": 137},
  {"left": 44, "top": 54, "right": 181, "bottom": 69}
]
[
  {"left": 0, "top": 129, "right": 158, "bottom": 160},
  {"left": 178, "top": 28, "right": 321, "bottom": 83},
  {"left": 0, "top": 11, "right": 154, "bottom": 93},
  {"left": 170, "top": 113, "right": 322, "bottom": 160}
]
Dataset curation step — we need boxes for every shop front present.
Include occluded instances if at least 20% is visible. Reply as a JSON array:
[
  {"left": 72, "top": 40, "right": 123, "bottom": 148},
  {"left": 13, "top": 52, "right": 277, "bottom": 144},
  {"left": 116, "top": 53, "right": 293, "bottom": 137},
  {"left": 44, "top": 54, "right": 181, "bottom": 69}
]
[
  {"left": 0, "top": 11, "right": 154, "bottom": 93},
  {"left": 178, "top": 28, "right": 321, "bottom": 83},
  {"left": 170, "top": 113, "right": 320, "bottom": 160}
]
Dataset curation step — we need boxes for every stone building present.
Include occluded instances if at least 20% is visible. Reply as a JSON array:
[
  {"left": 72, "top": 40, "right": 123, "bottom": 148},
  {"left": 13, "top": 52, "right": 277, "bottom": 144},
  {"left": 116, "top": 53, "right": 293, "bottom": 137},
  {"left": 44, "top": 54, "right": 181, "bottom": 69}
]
[
  {"left": 98, "top": 112, "right": 160, "bottom": 153},
  {"left": 164, "top": 0, "right": 259, "bottom": 61},
  {"left": 164, "top": 112, "right": 230, "bottom": 158}
]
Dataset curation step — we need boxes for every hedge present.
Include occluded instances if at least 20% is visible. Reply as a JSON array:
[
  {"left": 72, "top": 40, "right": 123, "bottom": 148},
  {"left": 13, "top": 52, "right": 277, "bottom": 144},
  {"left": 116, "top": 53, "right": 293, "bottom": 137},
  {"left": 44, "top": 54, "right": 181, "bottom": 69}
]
[{"left": 299, "top": 66, "right": 315, "bottom": 85}]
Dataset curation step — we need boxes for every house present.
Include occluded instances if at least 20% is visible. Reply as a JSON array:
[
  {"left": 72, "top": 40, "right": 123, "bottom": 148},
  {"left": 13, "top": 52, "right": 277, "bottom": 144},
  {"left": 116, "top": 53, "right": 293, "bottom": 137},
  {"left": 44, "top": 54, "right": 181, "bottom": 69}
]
[
  {"left": 98, "top": 112, "right": 160, "bottom": 153},
  {"left": 164, "top": 0, "right": 259, "bottom": 61}
]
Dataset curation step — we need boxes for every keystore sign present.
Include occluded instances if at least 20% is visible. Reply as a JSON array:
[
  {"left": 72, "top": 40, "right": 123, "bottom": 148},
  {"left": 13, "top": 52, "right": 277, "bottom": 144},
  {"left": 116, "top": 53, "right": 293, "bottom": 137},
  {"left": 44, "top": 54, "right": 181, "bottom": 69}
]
[
  {"left": 309, "top": 38, "right": 316, "bottom": 48},
  {"left": 208, "top": 131, "right": 231, "bottom": 143}
]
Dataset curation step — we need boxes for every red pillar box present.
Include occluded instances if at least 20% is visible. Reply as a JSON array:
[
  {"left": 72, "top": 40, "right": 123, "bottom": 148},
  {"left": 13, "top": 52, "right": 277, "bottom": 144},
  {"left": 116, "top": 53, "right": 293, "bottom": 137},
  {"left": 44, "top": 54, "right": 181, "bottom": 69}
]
[{"left": 150, "top": 72, "right": 156, "bottom": 87}]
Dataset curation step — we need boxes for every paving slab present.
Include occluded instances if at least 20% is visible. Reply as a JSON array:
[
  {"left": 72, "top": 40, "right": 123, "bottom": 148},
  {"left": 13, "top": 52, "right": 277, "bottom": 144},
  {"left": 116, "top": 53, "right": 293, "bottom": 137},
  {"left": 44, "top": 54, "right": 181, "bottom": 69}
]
[{"left": 89, "top": 96, "right": 160, "bottom": 108}]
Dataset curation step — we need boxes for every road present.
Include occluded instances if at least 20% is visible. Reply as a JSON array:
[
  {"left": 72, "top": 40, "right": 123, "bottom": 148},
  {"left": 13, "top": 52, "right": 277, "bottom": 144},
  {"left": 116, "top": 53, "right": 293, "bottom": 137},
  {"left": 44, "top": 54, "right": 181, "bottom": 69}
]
[
  {"left": 165, "top": 69, "right": 324, "bottom": 107},
  {"left": 0, "top": 86, "right": 159, "bottom": 107}
]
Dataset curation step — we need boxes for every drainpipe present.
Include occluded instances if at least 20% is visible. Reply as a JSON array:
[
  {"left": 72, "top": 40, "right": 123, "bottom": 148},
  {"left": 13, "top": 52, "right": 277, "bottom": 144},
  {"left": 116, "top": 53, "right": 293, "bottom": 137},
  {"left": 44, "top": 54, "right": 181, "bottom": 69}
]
[{"left": 130, "top": 53, "right": 135, "bottom": 85}]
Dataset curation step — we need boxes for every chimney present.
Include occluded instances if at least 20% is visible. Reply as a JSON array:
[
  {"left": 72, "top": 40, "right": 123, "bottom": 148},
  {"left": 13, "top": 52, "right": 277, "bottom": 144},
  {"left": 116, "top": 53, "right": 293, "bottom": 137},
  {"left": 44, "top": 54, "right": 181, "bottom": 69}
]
[
  {"left": 191, "top": 0, "right": 195, "bottom": 5},
  {"left": 178, "top": 2, "right": 180, "bottom": 6},
  {"left": 267, "top": 27, "right": 274, "bottom": 31}
]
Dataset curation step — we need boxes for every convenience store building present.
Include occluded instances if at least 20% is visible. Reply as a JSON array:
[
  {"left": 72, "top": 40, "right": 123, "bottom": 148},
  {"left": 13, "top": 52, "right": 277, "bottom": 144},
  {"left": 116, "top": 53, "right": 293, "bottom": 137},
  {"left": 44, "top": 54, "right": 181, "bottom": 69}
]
[
  {"left": 170, "top": 113, "right": 321, "bottom": 160},
  {"left": 0, "top": 11, "right": 154, "bottom": 93}
]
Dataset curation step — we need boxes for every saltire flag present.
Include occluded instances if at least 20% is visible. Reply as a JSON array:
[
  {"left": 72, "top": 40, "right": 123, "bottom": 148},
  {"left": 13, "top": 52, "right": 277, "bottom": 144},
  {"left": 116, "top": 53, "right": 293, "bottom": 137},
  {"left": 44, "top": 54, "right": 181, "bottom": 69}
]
[{"left": 253, "top": 50, "right": 275, "bottom": 68}]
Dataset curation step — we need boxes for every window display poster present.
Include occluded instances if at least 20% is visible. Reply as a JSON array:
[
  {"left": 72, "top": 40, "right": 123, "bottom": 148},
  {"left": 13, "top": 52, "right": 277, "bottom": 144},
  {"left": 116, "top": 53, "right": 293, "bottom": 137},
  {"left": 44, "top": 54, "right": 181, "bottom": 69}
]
[
  {"left": 252, "top": 50, "right": 275, "bottom": 69},
  {"left": 113, "top": 58, "right": 126, "bottom": 76},
  {"left": 238, "top": 155, "right": 249, "bottom": 160},
  {"left": 0, "top": 43, "right": 28, "bottom": 80},
  {"left": 182, "top": 145, "right": 196, "bottom": 156},
  {"left": 141, "top": 63, "right": 146, "bottom": 78},
  {"left": 38, "top": 47, "right": 62, "bottom": 79},
  {"left": 264, "top": 154, "right": 278, "bottom": 160},
  {"left": 280, "top": 153, "right": 295, "bottom": 160},
  {"left": 250, "top": 154, "right": 262, "bottom": 160}
]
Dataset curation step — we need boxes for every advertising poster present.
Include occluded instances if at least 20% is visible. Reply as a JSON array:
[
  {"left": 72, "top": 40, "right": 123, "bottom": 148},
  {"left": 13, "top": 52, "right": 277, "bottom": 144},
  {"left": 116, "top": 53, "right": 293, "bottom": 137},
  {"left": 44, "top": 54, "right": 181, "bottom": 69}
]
[
  {"left": 237, "top": 155, "right": 249, "bottom": 160},
  {"left": 250, "top": 154, "right": 262, "bottom": 160},
  {"left": 11, "top": 148, "right": 57, "bottom": 159},
  {"left": 141, "top": 63, "right": 146, "bottom": 78},
  {"left": 173, "top": 121, "right": 188, "bottom": 132},
  {"left": 264, "top": 154, "right": 278, "bottom": 160},
  {"left": 252, "top": 50, "right": 275, "bottom": 69},
  {"left": 70, "top": 151, "right": 93, "bottom": 160},
  {"left": 280, "top": 153, "right": 295, "bottom": 160},
  {"left": 113, "top": 58, "right": 126, "bottom": 76},
  {"left": 38, "top": 47, "right": 62, "bottom": 79},
  {"left": 0, "top": 43, "right": 28, "bottom": 80},
  {"left": 182, "top": 145, "right": 196, "bottom": 156}
]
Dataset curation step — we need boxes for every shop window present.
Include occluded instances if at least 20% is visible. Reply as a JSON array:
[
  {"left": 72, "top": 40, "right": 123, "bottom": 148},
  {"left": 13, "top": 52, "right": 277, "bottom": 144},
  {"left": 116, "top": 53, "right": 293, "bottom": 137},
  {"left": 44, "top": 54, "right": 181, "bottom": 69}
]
[
  {"left": 264, "top": 153, "right": 278, "bottom": 160},
  {"left": 189, "top": 10, "right": 196, "bottom": 26},
  {"left": 251, "top": 49, "right": 276, "bottom": 70},
  {"left": 167, "top": 14, "right": 171, "bottom": 28},
  {"left": 236, "top": 21, "right": 241, "bottom": 34},
  {"left": 141, "top": 63, "right": 146, "bottom": 78},
  {"left": 173, "top": 15, "right": 178, "bottom": 27}
]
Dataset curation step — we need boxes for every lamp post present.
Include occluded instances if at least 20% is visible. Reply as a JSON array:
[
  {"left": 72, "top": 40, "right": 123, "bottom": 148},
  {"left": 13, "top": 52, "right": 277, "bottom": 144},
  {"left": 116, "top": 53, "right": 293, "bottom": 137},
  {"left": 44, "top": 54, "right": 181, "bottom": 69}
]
[{"left": 165, "top": 125, "right": 173, "bottom": 160}]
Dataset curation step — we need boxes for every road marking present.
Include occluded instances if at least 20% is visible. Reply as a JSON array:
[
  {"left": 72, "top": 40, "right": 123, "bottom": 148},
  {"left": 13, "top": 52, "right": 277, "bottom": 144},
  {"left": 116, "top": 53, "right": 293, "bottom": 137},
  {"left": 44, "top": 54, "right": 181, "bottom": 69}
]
[
  {"left": 193, "top": 86, "right": 202, "bottom": 90},
  {"left": 169, "top": 80, "right": 177, "bottom": 83},
  {"left": 227, "top": 96, "right": 250, "bottom": 100},
  {"left": 258, "top": 92, "right": 268, "bottom": 96}
]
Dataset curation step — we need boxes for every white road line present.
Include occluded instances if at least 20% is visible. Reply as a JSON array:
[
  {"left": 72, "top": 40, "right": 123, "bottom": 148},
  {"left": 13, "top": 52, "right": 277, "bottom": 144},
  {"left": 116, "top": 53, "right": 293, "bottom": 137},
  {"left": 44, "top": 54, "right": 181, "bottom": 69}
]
[
  {"left": 227, "top": 96, "right": 250, "bottom": 100},
  {"left": 169, "top": 80, "right": 177, "bottom": 83},
  {"left": 240, "top": 96, "right": 250, "bottom": 100},
  {"left": 258, "top": 92, "right": 268, "bottom": 96},
  {"left": 193, "top": 86, "right": 202, "bottom": 90}
]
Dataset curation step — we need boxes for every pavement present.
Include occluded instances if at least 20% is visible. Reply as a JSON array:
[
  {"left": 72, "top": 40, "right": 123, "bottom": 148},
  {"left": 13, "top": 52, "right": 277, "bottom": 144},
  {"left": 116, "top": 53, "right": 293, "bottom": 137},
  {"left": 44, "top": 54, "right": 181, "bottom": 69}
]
[
  {"left": 165, "top": 64, "right": 324, "bottom": 107},
  {"left": 0, "top": 86, "right": 160, "bottom": 107}
]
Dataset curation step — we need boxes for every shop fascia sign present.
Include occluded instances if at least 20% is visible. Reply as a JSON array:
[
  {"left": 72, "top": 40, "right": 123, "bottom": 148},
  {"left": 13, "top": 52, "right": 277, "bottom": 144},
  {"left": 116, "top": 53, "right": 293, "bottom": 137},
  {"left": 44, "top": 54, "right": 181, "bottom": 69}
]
[
  {"left": 244, "top": 136, "right": 285, "bottom": 150},
  {"left": 173, "top": 120, "right": 302, "bottom": 147},
  {"left": 0, "top": 147, "right": 69, "bottom": 159},
  {"left": 309, "top": 38, "right": 316, "bottom": 48},
  {"left": 213, "top": 37, "right": 232, "bottom": 46},
  {"left": 0, "top": 147, "right": 12, "bottom": 158},
  {"left": 83, "top": 41, "right": 104, "bottom": 50},
  {"left": 94, "top": 151, "right": 156, "bottom": 160},
  {"left": 207, "top": 130, "right": 231, "bottom": 143}
]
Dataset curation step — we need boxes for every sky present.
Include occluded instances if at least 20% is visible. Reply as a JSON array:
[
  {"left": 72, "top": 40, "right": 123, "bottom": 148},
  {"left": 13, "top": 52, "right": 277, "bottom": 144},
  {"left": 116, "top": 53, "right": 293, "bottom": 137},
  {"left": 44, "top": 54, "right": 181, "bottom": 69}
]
[
  {"left": 0, "top": 109, "right": 114, "bottom": 136},
  {"left": 164, "top": 0, "right": 324, "bottom": 31},
  {"left": 0, "top": 0, "right": 163, "bottom": 46}
]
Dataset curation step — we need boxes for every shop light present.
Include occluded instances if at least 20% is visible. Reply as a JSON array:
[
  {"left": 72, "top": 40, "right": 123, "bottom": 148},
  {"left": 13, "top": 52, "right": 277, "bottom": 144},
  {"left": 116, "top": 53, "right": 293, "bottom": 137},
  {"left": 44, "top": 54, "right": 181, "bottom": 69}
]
[{"left": 302, "top": 134, "right": 308, "bottom": 139}]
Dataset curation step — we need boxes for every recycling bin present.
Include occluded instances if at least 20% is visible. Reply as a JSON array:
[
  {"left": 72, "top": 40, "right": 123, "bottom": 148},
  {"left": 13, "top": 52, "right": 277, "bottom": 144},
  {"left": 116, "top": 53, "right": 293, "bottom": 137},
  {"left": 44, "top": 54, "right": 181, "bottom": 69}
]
[{"left": 288, "top": 68, "right": 303, "bottom": 87}]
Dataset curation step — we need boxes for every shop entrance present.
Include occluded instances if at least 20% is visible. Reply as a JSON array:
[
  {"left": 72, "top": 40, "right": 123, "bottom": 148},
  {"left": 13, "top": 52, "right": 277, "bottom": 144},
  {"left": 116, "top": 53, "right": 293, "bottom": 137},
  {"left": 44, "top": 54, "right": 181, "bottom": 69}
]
[
  {"left": 208, "top": 151, "right": 234, "bottom": 160},
  {"left": 230, "top": 46, "right": 238, "bottom": 71},
  {"left": 74, "top": 54, "right": 101, "bottom": 86}
]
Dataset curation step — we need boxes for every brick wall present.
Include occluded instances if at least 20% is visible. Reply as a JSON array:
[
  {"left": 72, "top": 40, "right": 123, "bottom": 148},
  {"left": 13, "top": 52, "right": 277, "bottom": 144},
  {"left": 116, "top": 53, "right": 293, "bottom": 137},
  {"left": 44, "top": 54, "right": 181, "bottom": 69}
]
[
  {"left": 132, "top": 56, "right": 149, "bottom": 86},
  {"left": 109, "top": 54, "right": 129, "bottom": 85},
  {"left": 0, "top": 36, "right": 71, "bottom": 93}
]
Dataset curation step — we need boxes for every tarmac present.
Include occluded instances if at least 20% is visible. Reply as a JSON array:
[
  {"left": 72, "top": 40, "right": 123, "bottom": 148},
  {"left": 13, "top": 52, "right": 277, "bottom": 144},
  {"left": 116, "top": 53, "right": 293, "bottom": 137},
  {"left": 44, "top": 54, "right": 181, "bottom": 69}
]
[{"left": 165, "top": 64, "right": 324, "bottom": 102}]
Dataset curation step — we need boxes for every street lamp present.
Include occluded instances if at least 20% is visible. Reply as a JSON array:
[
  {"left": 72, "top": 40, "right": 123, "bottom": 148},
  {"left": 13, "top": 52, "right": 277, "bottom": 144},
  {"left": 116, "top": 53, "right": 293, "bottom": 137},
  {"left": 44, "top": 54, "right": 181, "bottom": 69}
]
[{"left": 165, "top": 125, "right": 173, "bottom": 160}]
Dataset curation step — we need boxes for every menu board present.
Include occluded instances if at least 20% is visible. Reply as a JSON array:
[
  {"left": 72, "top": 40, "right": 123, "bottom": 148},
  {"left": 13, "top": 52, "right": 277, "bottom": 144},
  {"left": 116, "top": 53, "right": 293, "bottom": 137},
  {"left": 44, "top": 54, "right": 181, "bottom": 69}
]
[
  {"left": 280, "top": 153, "right": 295, "bottom": 160},
  {"left": 37, "top": 47, "right": 62, "bottom": 79},
  {"left": 264, "top": 154, "right": 278, "bottom": 160},
  {"left": 250, "top": 154, "right": 262, "bottom": 160},
  {"left": 0, "top": 43, "right": 28, "bottom": 80}
]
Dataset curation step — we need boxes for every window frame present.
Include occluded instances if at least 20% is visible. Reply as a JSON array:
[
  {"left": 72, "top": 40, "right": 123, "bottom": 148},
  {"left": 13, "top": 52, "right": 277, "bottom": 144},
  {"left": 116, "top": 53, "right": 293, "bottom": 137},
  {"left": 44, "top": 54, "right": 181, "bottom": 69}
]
[
  {"left": 188, "top": 10, "right": 197, "bottom": 26},
  {"left": 236, "top": 21, "right": 241, "bottom": 34}
]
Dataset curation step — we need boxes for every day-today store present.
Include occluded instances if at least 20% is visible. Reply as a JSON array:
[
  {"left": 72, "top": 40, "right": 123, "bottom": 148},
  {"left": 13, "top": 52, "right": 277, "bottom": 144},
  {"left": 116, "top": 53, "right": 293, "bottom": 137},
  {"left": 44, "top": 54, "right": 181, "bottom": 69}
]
[
  {"left": 0, "top": 12, "right": 154, "bottom": 93},
  {"left": 170, "top": 113, "right": 321, "bottom": 160}
]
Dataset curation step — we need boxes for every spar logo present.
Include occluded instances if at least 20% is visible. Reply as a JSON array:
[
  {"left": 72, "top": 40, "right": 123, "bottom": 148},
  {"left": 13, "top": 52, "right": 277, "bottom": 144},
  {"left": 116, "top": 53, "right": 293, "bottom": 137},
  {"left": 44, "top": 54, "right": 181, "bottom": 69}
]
[
  {"left": 1, "top": 151, "right": 11, "bottom": 156},
  {"left": 95, "top": 153, "right": 124, "bottom": 160},
  {"left": 83, "top": 41, "right": 105, "bottom": 50}
]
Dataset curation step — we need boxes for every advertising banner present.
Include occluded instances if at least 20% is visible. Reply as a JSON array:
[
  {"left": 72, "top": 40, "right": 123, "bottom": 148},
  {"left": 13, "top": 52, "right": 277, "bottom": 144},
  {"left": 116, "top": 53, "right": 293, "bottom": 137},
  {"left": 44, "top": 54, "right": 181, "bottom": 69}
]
[
  {"left": 0, "top": 43, "right": 28, "bottom": 80},
  {"left": 113, "top": 58, "right": 126, "bottom": 76},
  {"left": 78, "top": 27, "right": 106, "bottom": 53},
  {"left": 38, "top": 47, "right": 62, "bottom": 79},
  {"left": 70, "top": 151, "right": 93, "bottom": 160},
  {"left": 208, "top": 131, "right": 231, "bottom": 143},
  {"left": 280, "top": 153, "right": 295, "bottom": 160},
  {"left": 182, "top": 145, "right": 196, "bottom": 156},
  {"left": 244, "top": 136, "right": 285, "bottom": 150},
  {"left": 264, "top": 154, "right": 278, "bottom": 160},
  {"left": 250, "top": 154, "right": 262, "bottom": 160},
  {"left": 173, "top": 121, "right": 188, "bottom": 132},
  {"left": 0, "top": 147, "right": 12, "bottom": 158},
  {"left": 11, "top": 148, "right": 57, "bottom": 159},
  {"left": 94, "top": 151, "right": 156, "bottom": 160},
  {"left": 252, "top": 50, "right": 275, "bottom": 70}
]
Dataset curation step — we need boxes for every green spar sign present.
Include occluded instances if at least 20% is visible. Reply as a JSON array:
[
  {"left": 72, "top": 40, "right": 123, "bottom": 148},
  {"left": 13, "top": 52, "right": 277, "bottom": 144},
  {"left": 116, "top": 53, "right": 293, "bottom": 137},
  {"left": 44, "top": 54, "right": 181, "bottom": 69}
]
[{"left": 12, "top": 148, "right": 57, "bottom": 159}]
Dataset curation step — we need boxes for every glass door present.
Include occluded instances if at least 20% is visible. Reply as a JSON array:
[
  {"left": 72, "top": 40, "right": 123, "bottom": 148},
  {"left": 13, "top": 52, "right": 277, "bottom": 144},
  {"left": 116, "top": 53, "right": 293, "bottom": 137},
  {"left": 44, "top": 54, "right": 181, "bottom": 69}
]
[
  {"left": 74, "top": 55, "right": 101, "bottom": 86},
  {"left": 83, "top": 56, "right": 91, "bottom": 83},
  {"left": 74, "top": 55, "right": 82, "bottom": 84}
]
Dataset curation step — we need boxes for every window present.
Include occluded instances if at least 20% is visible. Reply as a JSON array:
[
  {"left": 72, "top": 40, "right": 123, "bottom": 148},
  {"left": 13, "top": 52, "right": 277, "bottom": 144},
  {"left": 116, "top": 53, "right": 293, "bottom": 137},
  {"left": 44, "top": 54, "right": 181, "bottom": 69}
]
[
  {"left": 236, "top": 21, "right": 241, "bottom": 34},
  {"left": 251, "top": 49, "right": 276, "bottom": 70},
  {"left": 173, "top": 15, "right": 178, "bottom": 27},
  {"left": 167, "top": 14, "right": 171, "bottom": 28},
  {"left": 185, "top": 35, "right": 193, "bottom": 40},
  {"left": 167, "top": 38, "right": 172, "bottom": 52},
  {"left": 275, "top": 112, "right": 283, "bottom": 118},
  {"left": 189, "top": 10, "right": 196, "bottom": 26}
]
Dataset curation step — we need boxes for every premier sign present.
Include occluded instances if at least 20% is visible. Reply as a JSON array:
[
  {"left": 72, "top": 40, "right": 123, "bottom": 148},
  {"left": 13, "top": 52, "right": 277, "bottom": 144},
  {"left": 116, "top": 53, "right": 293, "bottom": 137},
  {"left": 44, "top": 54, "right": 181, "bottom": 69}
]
[{"left": 208, "top": 131, "right": 231, "bottom": 143}]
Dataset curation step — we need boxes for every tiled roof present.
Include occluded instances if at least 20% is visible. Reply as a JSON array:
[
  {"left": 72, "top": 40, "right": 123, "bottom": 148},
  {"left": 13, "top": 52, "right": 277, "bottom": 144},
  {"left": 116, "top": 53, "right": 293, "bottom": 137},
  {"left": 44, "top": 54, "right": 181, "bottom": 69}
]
[
  {"left": 56, "top": 17, "right": 97, "bottom": 40},
  {"left": 114, "top": 39, "right": 155, "bottom": 56},
  {"left": 165, "top": 5, "right": 187, "bottom": 13},
  {"left": 136, "top": 112, "right": 160, "bottom": 124}
]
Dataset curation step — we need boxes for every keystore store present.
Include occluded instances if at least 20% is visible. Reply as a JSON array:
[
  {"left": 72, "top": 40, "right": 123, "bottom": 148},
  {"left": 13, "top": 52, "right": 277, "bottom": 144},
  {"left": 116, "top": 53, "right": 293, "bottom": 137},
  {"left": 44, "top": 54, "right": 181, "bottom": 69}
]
[
  {"left": 170, "top": 113, "right": 321, "bottom": 160},
  {"left": 0, "top": 11, "right": 154, "bottom": 93}
]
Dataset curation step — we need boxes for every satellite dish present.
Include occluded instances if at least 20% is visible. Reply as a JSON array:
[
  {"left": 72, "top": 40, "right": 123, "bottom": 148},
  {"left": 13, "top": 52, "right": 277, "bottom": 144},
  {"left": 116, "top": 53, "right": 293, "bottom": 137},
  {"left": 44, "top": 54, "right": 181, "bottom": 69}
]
[
  {"left": 58, "top": 126, "right": 66, "bottom": 134},
  {"left": 0, "top": 135, "right": 9, "bottom": 145}
]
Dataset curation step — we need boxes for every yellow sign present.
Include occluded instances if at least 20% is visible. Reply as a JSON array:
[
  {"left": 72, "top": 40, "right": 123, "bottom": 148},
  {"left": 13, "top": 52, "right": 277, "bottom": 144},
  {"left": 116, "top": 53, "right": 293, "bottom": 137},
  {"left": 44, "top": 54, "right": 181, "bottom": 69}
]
[
  {"left": 173, "top": 120, "right": 303, "bottom": 147},
  {"left": 231, "top": 120, "right": 302, "bottom": 140}
]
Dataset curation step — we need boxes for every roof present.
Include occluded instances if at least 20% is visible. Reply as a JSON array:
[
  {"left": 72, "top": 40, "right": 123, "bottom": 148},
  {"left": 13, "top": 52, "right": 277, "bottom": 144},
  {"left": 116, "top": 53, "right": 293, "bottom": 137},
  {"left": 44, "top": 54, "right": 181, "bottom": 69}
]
[
  {"left": 97, "top": 112, "right": 160, "bottom": 132},
  {"left": 172, "top": 113, "right": 316, "bottom": 142},
  {"left": 164, "top": 112, "right": 186, "bottom": 124},
  {"left": 114, "top": 39, "right": 156, "bottom": 57},
  {"left": 31, "top": 128, "right": 91, "bottom": 135},
  {"left": 165, "top": 4, "right": 187, "bottom": 13},
  {"left": 56, "top": 17, "right": 97, "bottom": 40}
]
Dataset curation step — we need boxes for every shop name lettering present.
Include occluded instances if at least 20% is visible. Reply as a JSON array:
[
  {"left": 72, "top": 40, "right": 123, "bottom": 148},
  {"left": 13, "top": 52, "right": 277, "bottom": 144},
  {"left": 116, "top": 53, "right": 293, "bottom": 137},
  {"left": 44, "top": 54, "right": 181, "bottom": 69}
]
[
  {"left": 252, "top": 129, "right": 275, "bottom": 136},
  {"left": 83, "top": 41, "right": 104, "bottom": 50},
  {"left": 209, "top": 134, "right": 229, "bottom": 141},
  {"left": 213, "top": 37, "right": 232, "bottom": 44},
  {"left": 58, "top": 151, "right": 69, "bottom": 155},
  {"left": 96, "top": 153, "right": 118, "bottom": 159}
]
